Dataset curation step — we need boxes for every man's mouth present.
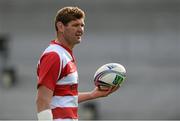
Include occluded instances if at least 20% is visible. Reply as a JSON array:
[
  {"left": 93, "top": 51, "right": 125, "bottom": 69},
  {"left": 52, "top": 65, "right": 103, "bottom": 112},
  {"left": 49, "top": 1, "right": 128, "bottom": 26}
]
[{"left": 75, "top": 33, "right": 83, "bottom": 37}]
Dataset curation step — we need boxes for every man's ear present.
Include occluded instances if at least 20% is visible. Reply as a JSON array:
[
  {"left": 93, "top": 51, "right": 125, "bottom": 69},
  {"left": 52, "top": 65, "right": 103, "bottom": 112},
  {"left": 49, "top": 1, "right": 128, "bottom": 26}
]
[{"left": 56, "top": 22, "right": 64, "bottom": 33}]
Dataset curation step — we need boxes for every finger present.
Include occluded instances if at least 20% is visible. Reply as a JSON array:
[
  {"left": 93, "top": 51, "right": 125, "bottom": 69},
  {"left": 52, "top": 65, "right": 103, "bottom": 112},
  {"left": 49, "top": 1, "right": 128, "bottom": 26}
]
[
  {"left": 106, "top": 86, "right": 114, "bottom": 94},
  {"left": 111, "top": 85, "right": 120, "bottom": 92}
]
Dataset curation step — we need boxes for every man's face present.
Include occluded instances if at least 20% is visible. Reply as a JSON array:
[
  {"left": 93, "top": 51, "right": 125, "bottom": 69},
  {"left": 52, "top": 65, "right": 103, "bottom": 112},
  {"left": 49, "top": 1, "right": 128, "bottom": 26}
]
[{"left": 63, "top": 18, "right": 85, "bottom": 45}]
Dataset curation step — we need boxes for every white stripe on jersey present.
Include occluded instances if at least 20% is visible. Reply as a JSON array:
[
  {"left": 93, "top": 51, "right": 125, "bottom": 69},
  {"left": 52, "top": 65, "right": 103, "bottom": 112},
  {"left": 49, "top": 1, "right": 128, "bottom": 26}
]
[
  {"left": 53, "top": 119, "right": 78, "bottom": 121},
  {"left": 47, "top": 44, "right": 72, "bottom": 67},
  {"left": 57, "top": 72, "right": 78, "bottom": 85},
  {"left": 50, "top": 96, "right": 78, "bottom": 109}
]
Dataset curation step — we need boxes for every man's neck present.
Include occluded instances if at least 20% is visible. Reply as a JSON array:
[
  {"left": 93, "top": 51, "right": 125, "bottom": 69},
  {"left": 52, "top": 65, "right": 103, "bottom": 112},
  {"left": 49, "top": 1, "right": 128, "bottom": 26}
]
[{"left": 55, "top": 37, "right": 74, "bottom": 51}]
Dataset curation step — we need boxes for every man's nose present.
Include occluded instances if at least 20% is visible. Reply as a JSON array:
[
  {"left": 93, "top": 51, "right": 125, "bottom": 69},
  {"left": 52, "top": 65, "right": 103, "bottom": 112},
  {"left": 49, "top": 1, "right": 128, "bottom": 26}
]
[{"left": 78, "top": 26, "right": 84, "bottom": 33}]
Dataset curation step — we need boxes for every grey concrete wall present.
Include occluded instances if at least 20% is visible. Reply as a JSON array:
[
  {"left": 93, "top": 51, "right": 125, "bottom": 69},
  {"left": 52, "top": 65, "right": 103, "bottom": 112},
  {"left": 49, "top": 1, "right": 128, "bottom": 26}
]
[{"left": 0, "top": 0, "right": 179, "bottom": 120}]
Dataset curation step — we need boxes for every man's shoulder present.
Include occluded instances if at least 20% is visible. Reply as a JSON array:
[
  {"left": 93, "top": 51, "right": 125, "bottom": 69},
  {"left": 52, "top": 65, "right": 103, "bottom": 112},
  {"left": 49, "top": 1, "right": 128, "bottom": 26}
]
[
  {"left": 42, "top": 44, "right": 65, "bottom": 56},
  {"left": 41, "top": 51, "right": 60, "bottom": 62}
]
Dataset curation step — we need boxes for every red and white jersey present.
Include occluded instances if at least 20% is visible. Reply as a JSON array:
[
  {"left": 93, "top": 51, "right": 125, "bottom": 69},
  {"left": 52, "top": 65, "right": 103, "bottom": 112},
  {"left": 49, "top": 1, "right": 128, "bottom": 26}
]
[{"left": 37, "top": 40, "right": 78, "bottom": 121}]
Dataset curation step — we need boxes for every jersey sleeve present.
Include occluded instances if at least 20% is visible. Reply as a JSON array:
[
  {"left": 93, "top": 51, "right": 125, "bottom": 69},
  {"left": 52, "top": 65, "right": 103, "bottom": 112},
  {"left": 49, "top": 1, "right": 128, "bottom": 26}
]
[{"left": 37, "top": 52, "right": 60, "bottom": 91}]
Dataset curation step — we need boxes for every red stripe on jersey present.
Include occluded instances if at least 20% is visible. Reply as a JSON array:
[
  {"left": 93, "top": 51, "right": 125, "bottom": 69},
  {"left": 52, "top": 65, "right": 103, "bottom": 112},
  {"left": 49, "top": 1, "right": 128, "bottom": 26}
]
[
  {"left": 52, "top": 107, "right": 78, "bottom": 119},
  {"left": 54, "top": 84, "right": 78, "bottom": 96},
  {"left": 60, "top": 61, "right": 77, "bottom": 79}
]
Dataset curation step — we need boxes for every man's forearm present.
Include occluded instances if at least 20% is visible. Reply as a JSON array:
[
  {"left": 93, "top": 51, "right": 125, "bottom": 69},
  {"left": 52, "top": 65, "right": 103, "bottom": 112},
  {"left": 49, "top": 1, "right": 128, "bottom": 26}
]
[
  {"left": 36, "top": 97, "right": 51, "bottom": 113},
  {"left": 36, "top": 86, "right": 54, "bottom": 120},
  {"left": 78, "top": 92, "right": 94, "bottom": 103},
  {"left": 78, "top": 87, "right": 118, "bottom": 103}
]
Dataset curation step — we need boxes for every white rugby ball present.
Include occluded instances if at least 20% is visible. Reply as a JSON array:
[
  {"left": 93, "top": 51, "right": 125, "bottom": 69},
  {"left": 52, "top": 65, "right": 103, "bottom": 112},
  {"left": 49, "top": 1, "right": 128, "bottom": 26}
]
[{"left": 94, "top": 63, "right": 126, "bottom": 90}]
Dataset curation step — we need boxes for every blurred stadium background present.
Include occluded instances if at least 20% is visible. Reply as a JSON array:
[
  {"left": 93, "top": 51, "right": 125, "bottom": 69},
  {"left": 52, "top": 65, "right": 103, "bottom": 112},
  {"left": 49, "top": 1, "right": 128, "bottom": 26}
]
[{"left": 0, "top": 0, "right": 179, "bottom": 120}]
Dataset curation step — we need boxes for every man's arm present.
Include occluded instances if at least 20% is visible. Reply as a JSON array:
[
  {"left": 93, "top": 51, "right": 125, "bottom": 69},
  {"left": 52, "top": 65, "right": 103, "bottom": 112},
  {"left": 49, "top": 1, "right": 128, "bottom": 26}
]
[
  {"left": 78, "top": 86, "right": 119, "bottom": 103},
  {"left": 36, "top": 86, "right": 53, "bottom": 120},
  {"left": 36, "top": 52, "right": 60, "bottom": 120},
  {"left": 36, "top": 86, "right": 53, "bottom": 112}
]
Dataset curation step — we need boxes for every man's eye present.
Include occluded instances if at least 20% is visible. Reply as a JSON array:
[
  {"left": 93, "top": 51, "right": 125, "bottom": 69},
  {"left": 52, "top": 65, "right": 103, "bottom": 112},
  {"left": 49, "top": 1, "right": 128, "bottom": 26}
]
[{"left": 73, "top": 24, "right": 79, "bottom": 27}]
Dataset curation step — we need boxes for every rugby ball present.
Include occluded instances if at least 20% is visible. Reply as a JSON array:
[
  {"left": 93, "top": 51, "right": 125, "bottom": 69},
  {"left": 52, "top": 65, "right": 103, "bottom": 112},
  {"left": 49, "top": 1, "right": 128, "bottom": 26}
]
[{"left": 94, "top": 63, "right": 126, "bottom": 90}]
